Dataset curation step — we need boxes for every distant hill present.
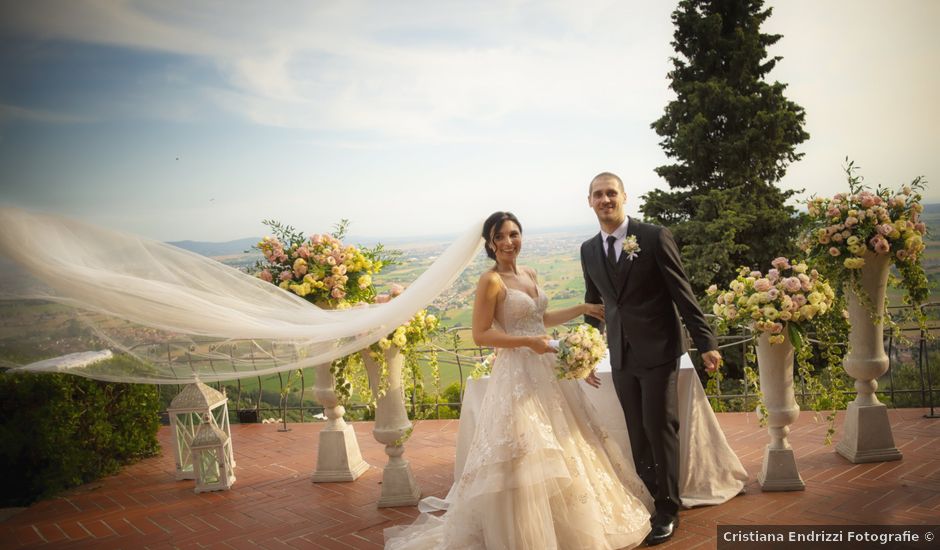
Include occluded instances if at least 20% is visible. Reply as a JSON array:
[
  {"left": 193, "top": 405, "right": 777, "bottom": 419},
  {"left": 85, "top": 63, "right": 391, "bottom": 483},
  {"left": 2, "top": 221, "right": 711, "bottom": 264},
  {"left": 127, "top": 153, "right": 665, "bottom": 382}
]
[
  {"left": 168, "top": 237, "right": 259, "bottom": 257},
  {"left": 924, "top": 203, "right": 940, "bottom": 214},
  {"left": 166, "top": 224, "right": 601, "bottom": 257}
]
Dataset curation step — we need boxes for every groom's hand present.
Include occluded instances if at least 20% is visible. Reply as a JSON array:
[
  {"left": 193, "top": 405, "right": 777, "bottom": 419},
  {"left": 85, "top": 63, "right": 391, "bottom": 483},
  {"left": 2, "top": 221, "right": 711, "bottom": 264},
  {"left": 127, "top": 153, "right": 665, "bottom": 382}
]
[
  {"left": 584, "top": 370, "right": 601, "bottom": 389},
  {"left": 702, "top": 350, "right": 722, "bottom": 373}
]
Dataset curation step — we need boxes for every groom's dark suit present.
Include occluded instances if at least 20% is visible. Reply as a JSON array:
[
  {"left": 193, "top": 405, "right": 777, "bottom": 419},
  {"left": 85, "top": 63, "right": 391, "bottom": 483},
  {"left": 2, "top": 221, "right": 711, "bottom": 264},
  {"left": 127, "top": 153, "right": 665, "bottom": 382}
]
[{"left": 581, "top": 217, "right": 717, "bottom": 517}]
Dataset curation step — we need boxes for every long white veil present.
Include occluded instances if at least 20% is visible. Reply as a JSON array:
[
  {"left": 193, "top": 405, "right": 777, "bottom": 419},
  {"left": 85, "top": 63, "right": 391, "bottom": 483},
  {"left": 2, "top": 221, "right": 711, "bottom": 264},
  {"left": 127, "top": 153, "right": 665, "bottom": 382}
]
[{"left": 0, "top": 207, "right": 484, "bottom": 384}]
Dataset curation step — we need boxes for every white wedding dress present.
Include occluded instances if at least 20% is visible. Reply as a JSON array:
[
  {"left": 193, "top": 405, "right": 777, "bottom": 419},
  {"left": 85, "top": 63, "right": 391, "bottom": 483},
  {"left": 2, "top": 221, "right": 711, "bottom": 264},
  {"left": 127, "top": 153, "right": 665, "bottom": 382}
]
[{"left": 385, "top": 285, "right": 653, "bottom": 550}]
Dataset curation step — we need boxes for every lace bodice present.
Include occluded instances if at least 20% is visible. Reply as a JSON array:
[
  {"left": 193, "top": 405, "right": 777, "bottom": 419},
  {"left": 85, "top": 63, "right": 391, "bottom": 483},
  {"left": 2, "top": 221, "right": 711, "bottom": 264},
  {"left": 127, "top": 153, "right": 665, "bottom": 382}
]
[{"left": 494, "top": 286, "right": 548, "bottom": 337}]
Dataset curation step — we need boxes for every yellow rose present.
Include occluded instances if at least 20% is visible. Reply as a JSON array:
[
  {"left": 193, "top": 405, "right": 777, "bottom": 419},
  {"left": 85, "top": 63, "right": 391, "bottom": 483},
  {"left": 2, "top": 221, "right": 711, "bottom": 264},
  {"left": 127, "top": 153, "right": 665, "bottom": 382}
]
[
  {"left": 799, "top": 304, "right": 818, "bottom": 319},
  {"left": 844, "top": 257, "right": 865, "bottom": 269}
]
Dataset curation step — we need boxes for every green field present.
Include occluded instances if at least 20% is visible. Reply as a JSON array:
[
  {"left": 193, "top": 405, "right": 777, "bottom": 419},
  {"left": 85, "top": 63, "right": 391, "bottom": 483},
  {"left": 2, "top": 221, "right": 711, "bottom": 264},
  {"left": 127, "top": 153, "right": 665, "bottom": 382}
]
[{"left": 2, "top": 213, "right": 937, "bottom": 417}]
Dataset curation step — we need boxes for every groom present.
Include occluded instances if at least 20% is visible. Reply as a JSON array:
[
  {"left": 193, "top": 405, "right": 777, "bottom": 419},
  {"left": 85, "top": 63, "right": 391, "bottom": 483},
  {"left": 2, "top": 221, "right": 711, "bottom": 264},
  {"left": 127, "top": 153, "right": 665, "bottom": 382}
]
[{"left": 581, "top": 172, "right": 721, "bottom": 546}]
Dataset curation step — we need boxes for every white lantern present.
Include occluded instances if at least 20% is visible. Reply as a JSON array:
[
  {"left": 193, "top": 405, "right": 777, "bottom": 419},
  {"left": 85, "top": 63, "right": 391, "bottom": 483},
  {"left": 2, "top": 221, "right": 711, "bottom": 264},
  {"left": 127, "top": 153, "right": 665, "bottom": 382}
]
[
  {"left": 191, "top": 414, "right": 236, "bottom": 493},
  {"left": 167, "top": 381, "right": 234, "bottom": 480}
]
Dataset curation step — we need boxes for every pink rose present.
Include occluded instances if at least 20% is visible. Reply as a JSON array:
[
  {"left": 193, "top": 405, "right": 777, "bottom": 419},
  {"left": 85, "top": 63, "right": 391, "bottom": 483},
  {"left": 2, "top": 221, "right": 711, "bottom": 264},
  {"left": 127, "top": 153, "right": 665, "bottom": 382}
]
[
  {"left": 829, "top": 247, "right": 841, "bottom": 256},
  {"left": 767, "top": 268, "right": 780, "bottom": 282},
  {"left": 914, "top": 222, "right": 926, "bottom": 234},
  {"left": 753, "top": 278, "right": 772, "bottom": 292},
  {"left": 792, "top": 294, "right": 807, "bottom": 307},
  {"left": 896, "top": 249, "right": 909, "bottom": 261},
  {"left": 784, "top": 277, "right": 802, "bottom": 293},
  {"left": 844, "top": 216, "right": 858, "bottom": 227},
  {"left": 878, "top": 224, "right": 893, "bottom": 236},
  {"left": 259, "top": 270, "right": 273, "bottom": 282},
  {"left": 375, "top": 293, "right": 391, "bottom": 304},
  {"left": 390, "top": 283, "right": 405, "bottom": 297},
  {"left": 798, "top": 273, "right": 813, "bottom": 291},
  {"left": 296, "top": 246, "right": 310, "bottom": 259},
  {"left": 767, "top": 288, "right": 779, "bottom": 300},
  {"left": 770, "top": 322, "right": 784, "bottom": 334},
  {"left": 279, "top": 271, "right": 293, "bottom": 282},
  {"left": 771, "top": 257, "right": 790, "bottom": 270},
  {"left": 331, "top": 287, "right": 346, "bottom": 299}
]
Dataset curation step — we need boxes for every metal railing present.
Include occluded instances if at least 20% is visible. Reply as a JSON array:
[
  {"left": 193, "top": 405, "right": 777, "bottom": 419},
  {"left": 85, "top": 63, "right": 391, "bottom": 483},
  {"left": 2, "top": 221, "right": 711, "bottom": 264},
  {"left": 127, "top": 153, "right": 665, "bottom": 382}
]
[{"left": 161, "top": 303, "right": 940, "bottom": 422}]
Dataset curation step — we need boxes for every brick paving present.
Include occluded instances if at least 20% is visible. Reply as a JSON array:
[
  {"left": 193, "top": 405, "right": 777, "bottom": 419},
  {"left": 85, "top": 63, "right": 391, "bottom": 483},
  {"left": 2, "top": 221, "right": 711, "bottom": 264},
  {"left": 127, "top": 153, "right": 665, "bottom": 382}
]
[{"left": 1, "top": 409, "right": 938, "bottom": 549}]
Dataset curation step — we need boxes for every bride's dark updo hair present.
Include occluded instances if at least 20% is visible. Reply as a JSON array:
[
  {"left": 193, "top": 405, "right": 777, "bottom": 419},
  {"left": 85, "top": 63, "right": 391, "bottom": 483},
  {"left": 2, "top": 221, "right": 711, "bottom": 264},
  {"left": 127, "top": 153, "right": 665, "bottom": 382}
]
[{"left": 482, "top": 211, "right": 522, "bottom": 261}]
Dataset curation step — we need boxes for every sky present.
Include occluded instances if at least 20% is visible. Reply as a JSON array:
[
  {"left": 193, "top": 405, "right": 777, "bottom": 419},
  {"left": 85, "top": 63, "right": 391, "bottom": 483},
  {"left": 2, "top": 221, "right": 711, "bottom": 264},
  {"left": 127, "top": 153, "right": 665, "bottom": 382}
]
[{"left": 0, "top": 0, "right": 937, "bottom": 242}]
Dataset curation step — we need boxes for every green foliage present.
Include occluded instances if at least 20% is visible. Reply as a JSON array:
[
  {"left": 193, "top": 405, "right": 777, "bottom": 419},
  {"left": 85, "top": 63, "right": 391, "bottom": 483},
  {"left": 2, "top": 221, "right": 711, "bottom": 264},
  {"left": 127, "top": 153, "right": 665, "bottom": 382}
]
[
  {"left": 643, "top": 0, "right": 809, "bottom": 294},
  {"left": 0, "top": 365, "right": 161, "bottom": 506}
]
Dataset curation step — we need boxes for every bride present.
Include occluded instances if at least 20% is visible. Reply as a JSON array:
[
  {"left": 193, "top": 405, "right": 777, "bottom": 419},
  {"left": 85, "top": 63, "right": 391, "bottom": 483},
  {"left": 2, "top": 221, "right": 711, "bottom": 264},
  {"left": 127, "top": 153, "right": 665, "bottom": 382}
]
[{"left": 385, "top": 212, "right": 653, "bottom": 550}]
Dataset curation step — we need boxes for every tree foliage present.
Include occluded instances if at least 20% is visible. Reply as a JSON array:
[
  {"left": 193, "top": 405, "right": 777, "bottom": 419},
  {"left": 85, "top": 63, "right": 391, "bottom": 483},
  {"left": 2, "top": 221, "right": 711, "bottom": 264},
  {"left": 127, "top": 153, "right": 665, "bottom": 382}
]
[
  {"left": 642, "top": 0, "right": 809, "bottom": 293},
  {"left": 0, "top": 365, "right": 161, "bottom": 506}
]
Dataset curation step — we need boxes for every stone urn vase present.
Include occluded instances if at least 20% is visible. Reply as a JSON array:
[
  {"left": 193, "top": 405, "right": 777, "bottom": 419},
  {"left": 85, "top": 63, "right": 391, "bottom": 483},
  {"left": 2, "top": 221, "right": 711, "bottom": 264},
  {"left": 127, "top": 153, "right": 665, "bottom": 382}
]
[
  {"left": 311, "top": 361, "right": 369, "bottom": 482},
  {"left": 755, "top": 331, "right": 805, "bottom": 491},
  {"left": 836, "top": 251, "right": 902, "bottom": 463},
  {"left": 362, "top": 346, "right": 421, "bottom": 507}
]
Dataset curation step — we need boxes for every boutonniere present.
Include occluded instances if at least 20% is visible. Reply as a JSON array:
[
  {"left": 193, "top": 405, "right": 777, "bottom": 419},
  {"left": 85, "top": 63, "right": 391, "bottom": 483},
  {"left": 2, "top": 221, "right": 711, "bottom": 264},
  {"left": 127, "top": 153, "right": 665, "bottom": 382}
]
[{"left": 623, "top": 235, "right": 641, "bottom": 260}]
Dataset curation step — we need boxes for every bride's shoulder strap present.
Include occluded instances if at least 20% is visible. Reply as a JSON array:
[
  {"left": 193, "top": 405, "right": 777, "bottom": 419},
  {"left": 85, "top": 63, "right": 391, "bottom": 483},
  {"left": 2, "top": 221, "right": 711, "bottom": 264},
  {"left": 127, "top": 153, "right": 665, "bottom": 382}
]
[{"left": 523, "top": 265, "right": 539, "bottom": 285}]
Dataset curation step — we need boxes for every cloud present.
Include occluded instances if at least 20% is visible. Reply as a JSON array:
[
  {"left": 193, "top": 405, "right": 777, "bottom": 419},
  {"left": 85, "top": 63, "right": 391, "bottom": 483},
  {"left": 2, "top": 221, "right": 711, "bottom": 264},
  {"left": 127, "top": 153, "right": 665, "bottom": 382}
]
[
  {"left": 0, "top": 103, "right": 92, "bottom": 124},
  {"left": 0, "top": 0, "right": 676, "bottom": 143}
]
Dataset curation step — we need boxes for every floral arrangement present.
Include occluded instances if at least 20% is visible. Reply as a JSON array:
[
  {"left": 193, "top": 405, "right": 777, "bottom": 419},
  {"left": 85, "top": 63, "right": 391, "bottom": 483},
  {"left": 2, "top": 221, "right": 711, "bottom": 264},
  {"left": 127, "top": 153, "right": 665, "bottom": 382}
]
[
  {"left": 706, "top": 257, "right": 847, "bottom": 442},
  {"left": 359, "top": 288, "right": 443, "bottom": 420},
  {"left": 253, "top": 219, "right": 396, "bottom": 309},
  {"left": 470, "top": 352, "right": 496, "bottom": 379},
  {"left": 553, "top": 324, "right": 606, "bottom": 380},
  {"left": 707, "top": 259, "right": 836, "bottom": 348},
  {"left": 252, "top": 219, "right": 443, "bottom": 420},
  {"left": 801, "top": 161, "right": 929, "bottom": 313}
]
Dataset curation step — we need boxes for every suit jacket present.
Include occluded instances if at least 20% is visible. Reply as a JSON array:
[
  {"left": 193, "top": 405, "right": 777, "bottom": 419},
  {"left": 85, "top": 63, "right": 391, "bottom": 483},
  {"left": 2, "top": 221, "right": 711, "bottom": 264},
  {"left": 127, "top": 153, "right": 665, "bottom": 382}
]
[{"left": 580, "top": 217, "right": 717, "bottom": 370}]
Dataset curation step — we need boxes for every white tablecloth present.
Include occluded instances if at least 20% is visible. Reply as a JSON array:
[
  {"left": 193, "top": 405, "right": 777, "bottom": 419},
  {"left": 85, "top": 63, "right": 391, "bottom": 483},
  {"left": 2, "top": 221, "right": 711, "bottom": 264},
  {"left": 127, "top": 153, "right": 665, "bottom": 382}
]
[{"left": 455, "top": 352, "right": 748, "bottom": 508}]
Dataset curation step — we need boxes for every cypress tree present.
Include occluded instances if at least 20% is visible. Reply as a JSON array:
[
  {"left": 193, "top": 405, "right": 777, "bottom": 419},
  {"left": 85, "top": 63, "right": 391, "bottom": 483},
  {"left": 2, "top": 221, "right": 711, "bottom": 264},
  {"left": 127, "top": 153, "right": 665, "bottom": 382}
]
[{"left": 642, "top": 0, "right": 809, "bottom": 293}]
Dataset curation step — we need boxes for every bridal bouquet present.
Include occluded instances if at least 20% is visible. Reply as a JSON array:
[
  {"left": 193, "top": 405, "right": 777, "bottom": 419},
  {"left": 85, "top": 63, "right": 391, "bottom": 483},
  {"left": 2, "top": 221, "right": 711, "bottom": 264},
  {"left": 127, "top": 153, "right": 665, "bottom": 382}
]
[{"left": 552, "top": 324, "right": 606, "bottom": 380}]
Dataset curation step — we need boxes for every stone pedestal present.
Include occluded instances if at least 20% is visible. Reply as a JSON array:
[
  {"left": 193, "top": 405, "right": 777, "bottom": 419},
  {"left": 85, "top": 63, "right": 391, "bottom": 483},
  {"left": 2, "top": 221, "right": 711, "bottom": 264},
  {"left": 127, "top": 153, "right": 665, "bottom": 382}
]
[
  {"left": 311, "top": 363, "right": 369, "bottom": 482},
  {"left": 837, "top": 252, "right": 902, "bottom": 464},
  {"left": 755, "top": 331, "right": 805, "bottom": 491},
  {"left": 363, "top": 347, "right": 421, "bottom": 507}
]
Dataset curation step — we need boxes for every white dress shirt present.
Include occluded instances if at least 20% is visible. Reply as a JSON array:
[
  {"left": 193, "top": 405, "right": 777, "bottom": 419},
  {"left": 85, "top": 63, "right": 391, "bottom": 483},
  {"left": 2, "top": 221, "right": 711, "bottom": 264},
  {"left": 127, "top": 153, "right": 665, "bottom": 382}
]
[{"left": 599, "top": 217, "right": 630, "bottom": 263}]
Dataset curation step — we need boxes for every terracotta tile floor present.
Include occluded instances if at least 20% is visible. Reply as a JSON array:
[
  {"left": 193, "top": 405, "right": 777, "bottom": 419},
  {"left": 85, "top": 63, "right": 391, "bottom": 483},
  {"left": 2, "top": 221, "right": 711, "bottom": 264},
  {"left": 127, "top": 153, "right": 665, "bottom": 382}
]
[{"left": 1, "top": 409, "right": 938, "bottom": 549}]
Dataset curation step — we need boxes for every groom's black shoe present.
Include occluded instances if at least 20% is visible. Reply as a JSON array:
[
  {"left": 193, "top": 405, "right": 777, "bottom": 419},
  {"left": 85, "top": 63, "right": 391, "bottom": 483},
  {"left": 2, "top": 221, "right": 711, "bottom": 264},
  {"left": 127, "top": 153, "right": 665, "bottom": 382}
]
[{"left": 645, "top": 514, "right": 678, "bottom": 546}]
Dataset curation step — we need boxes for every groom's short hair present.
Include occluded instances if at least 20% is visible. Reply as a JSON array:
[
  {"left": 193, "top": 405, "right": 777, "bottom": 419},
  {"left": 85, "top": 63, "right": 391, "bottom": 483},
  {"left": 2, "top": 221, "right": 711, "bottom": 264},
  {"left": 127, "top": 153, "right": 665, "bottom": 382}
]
[{"left": 589, "top": 172, "right": 624, "bottom": 194}]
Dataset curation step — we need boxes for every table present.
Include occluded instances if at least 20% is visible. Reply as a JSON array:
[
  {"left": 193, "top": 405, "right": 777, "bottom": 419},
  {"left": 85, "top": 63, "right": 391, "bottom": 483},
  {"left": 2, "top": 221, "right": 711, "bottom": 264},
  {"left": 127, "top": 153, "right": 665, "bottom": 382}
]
[{"left": 454, "top": 352, "right": 748, "bottom": 508}]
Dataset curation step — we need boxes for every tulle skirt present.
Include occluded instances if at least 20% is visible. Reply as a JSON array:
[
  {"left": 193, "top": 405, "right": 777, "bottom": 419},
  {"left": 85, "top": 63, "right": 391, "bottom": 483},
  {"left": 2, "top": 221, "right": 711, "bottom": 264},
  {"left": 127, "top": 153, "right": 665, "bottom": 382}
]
[{"left": 385, "top": 347, "right": 653, "bottom": 550}]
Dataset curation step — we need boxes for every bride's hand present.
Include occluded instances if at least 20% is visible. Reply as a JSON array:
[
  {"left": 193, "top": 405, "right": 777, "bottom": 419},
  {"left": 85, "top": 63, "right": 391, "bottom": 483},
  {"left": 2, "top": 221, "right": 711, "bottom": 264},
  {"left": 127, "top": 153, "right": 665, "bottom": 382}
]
[
  {"left": 583, "top": 303, "right": 604, "bottom": 321},
  {"left": 527, "top": 336, "right": 555, "bottom": 354}
]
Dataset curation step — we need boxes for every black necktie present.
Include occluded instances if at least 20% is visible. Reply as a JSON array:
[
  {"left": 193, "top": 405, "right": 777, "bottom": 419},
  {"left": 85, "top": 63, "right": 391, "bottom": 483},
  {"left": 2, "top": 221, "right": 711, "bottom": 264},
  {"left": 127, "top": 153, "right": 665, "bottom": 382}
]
[{"left": 606, "top": 235, "right": 617, "bottom": 266}]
